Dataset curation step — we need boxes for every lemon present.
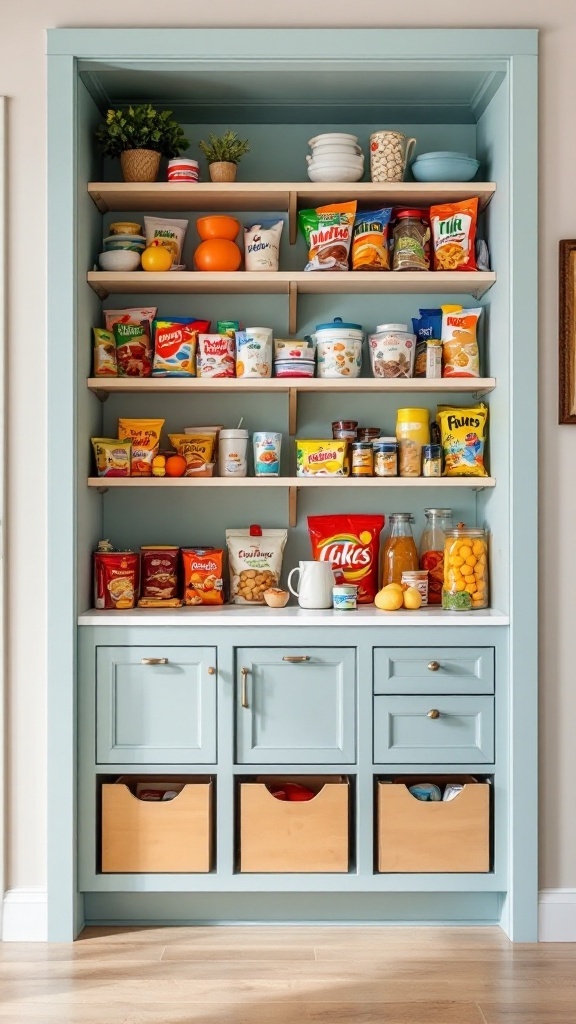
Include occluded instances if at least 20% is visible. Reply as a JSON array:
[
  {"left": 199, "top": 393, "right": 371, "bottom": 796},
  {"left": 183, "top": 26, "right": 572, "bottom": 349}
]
[
  {"left": 402, "top": 586, "right": 422, "bottom": 610},
  {"left": 375, "top": 585, "right": 403, "bottom": 611},
  {"left": 141, "top": 244, "right": 173, "bottom": 272}
]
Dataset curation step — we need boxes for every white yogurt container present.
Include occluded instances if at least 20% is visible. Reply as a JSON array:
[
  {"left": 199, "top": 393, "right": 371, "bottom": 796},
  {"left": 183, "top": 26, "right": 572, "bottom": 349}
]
[
  {"left": 369, "top": 323, "right": 416, "bottom": 378},
  {"left": 253, "top": 431, "right": 281, "bottom": 476},
  {"left": 332, "top": 584, "right": 358, "bottom": 610},
  {"left": 219, "top": 429, "right": 249, "bottom": 477},
  {"left": 312, "top": 317, "right": 364, "bottom": 378},
  {"left": 235, "top": 328, "right": 273, "bottom": 378}
]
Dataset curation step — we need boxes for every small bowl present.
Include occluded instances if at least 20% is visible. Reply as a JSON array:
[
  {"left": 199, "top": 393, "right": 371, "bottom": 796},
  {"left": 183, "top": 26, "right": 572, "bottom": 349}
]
[
  {"left": 103, "top": 234, "right": 146, "bottom": 253},
  {"left": 411, "top": 151, "right": 480, "bottom": 183},
  {"left": 109, "top": 221, "right": 142, "bottom": 235},
  {"left": 308, "top": 132, "right": 358, "bottom": 147},
  {"left": 307, "top": 165, "right": 364, "bottom": 183},
  {"left": 274, "top": 359, "right": 315, "bottom": 378},
  {"left": 196, "top": 215, "right": 241, "bottom": 241},
  {"left": 98, "top": 250, "right": 141, "bottom": 271},
  {"left": 263, "top": 588, "right": 290, "bottom": 608}
]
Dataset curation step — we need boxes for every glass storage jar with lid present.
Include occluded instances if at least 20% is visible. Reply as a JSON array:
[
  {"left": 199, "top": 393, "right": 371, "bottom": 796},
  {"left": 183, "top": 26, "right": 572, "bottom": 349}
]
[
  {"left": 396, "top": 407, "right": 430, "bottom": 477},
  {"left": 382, "top": 513, "right": 419, "bottom": 587},
  {"left": 442, "top": 524, "right": 488, "bottom": 611},
  {"left": 392, "top": 209, "right": 430, "bottom": 271},
  {"left": 420, "top": 508, "right": 453, "bottom": 605}
]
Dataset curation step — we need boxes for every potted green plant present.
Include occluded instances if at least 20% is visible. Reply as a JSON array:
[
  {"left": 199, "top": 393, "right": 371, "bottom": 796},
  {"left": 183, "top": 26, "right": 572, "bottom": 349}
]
[
  {"left": 198, "top": 130, "right": 250, "bottom": 182},
  {"left": 95, "top": 104, "right": 190, "bottom": 182}
]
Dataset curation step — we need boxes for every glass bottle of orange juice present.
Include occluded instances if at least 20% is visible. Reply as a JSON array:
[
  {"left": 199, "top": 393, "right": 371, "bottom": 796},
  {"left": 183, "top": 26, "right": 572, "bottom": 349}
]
[{"left": 382, "top": 513, "right": 419, "bottom": 586}]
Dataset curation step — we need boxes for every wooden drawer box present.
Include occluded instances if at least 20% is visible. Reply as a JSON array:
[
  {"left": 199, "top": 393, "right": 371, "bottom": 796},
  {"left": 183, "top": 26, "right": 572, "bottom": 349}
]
[
  {"left": 377, "top": 777, "right": 490, "bottom": 873},
  {"left": 239, "top": 776, "right": 349, "bottom": 873},
  {"left": 101, "top": 777, "right": 213, "bottom": 873}
]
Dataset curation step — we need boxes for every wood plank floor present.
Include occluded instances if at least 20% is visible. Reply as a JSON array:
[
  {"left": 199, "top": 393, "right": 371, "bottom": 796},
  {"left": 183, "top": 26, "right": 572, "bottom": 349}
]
[{"left": 0, "top": 926, "right": 575, "bottom": 1023}]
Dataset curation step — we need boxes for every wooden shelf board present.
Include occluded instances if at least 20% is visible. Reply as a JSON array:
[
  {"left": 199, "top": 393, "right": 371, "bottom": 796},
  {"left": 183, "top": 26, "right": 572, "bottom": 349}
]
[
  {"left": 88, "top": 180, "right": 496, "bottom": 215},
  {"left": 87, "top": 269, "right": 496, "bottom": 300},
  {"left": 88, "top": 476, "right": 495, "bottom": 489},
  {"left": 87, "top": 376, "right": 496, "bottom": 396}
]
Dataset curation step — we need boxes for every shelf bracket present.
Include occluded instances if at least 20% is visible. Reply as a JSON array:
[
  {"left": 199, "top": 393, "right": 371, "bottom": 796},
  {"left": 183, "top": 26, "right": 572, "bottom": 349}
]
[
  {"left": 288, "top": 281, "right": 297, "bottom": 335},
  {"left": 96, "top": 486, "right": 109, "bottom": 495},
  {"left": 288, "top": 388, "right": 298, "bottom": 436},
  {"left": 288, "top": 191, "right": 298, "bottom": 245},
  {"left": 90, "top": 281, "right": 110, "bottom": 301},
  {"left": 288, "top": 486, "right": 298, "bottom": 528},
  {"left": 89, "top": 191, "right": 108, "bottom": 214},
  {"left": 94, "top": 390, "right": 110, "bottom": 404}
]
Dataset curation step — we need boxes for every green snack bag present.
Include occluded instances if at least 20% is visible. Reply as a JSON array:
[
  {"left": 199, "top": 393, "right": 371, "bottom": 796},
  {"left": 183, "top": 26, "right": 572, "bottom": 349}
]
[{"left": 298, "top": 202, "right": 356, "bottom": 271}]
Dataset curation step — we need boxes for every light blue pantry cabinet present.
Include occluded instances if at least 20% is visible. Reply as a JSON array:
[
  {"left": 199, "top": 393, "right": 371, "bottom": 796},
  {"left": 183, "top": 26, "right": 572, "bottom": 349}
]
[{"left": 47, "top": 28, "right": 537, "bottom": 940}]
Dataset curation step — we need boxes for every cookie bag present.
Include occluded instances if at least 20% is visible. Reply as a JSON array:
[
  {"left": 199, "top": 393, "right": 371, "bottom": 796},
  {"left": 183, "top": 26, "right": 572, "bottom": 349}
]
[
  {"left": 298, "top": 202, "right": 356, "bottom": 271},
  {"left": 226, "top": 525, "right": 288, "bottom": 604}
]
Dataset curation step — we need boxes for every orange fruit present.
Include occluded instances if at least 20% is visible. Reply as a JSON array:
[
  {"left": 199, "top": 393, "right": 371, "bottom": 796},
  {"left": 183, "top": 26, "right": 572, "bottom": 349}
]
[
  {"left": 193, "top": 238, "right": 242, "bottom": 272},
  {"left": 141, "top": 244, "right": 173, "bottom": 272},
  {"left": 165, "top": 454, "right": 187, "bottom": 477}
]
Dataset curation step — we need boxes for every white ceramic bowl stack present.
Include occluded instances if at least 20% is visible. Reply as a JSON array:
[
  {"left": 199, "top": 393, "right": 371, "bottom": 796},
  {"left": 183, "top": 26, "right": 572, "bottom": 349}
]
[{"left": 306, "top": 133, "right": 365, "bottom": 182}]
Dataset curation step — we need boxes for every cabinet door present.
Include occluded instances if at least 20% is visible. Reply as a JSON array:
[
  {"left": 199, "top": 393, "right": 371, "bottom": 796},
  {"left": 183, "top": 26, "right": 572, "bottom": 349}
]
[
  {"left": 96, "top": 647, "right": 217, "bottom": 764},
  {"left": 236, "top": 647, "right": 356, "bottom": 764},
  {"left": 373, "top": 647, "right": 494, "bottom": 695},
  {"left": 373, "top": 695, "right": 494, "bottom": 764}
]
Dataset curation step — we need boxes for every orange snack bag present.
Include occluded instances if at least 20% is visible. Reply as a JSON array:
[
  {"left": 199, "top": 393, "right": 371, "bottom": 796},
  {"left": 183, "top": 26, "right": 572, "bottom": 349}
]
[
  {"left": 430, "top": 198, "right": 478, "bottom": 272},
  {"left": 181, "top": 548, "right": 225, "bottom": 606}
]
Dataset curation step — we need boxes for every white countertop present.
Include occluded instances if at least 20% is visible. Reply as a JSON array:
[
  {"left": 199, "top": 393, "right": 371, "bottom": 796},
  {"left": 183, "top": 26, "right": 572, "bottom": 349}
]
[{"left": 78, "top": 606, "right": 509, "bottom": 627}]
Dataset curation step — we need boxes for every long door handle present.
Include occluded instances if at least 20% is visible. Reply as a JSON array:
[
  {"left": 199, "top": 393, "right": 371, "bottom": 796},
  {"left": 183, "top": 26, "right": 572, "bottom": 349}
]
[
  {"left": 140, "top": 657, "right": 168, "bottom": 665},
  {"left": 241, "top": 667, "right": 249, "bottom": 708},
  {"left": 282, "top": 655, "right": 310, "bottom": 663}
]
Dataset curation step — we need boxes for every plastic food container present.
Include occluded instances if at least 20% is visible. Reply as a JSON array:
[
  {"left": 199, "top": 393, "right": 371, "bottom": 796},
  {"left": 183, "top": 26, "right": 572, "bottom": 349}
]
[
  {"left": 332, "top": 584, "right": 358, "bottom": 611},
  {"left": 332, "top": 420, "right": 358, "bottom": 441},
  {"left": 253, "top": 431, "right": 281, "bottom": 476},
  {"left": 396, "top": 408, "right": 430, "bottom": 477},
  {"left": 369, "top": 323, "right": 416, "bottom": 378},
  {"left": 373, "top": 439, "right": 398, "bottom": 477},
  {"left": 401, "top": 569, "right": 429, "bottom": 606},
  {"left": 274, "top": 359, "right": 315, "bottom": 378},
  {"left": 168, "top": 158, "right": 199, "bottom": 182},
  {"left": 218, "top": 429, "right": 249, "bottom": 477}
]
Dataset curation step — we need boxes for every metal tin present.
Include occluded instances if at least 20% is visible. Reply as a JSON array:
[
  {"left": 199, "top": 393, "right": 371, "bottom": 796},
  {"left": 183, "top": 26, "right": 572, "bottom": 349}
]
[
  {"left": 332, "top": 584, "right": 358, "bottom": 610},
  {"left": 351, "top": 441, "right": 374, "bottom": 476}
]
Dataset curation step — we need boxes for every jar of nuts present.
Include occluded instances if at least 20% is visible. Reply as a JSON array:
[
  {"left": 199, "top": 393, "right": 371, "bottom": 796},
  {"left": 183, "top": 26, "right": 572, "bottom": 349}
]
[{"left": 370, "top": 130, "right": 416, "bottom": 183}]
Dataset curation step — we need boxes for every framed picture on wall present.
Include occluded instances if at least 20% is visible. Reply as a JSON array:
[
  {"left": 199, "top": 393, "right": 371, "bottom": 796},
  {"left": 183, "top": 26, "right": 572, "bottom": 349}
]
[{"left": 559, "top": 239, "right": 576, "bottom": 422}]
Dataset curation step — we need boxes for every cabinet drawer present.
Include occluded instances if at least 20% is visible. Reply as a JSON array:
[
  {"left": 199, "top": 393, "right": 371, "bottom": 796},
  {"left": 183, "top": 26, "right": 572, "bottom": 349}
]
[
  {"left": 373, "top": 647, "right": 494, "bottom": 695},
  {"left": 96, "top": 647, "right": 217, "bottom": 764},
  {"left": 373, "top": 695, "right": 494, "bottom": 764},
  {"left": 236, "top": 648, "right": 356, "bottom": 764}
]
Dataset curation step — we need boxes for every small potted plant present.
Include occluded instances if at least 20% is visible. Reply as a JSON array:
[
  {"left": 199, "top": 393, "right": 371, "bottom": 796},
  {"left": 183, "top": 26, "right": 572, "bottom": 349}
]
[
  {"left": 95, "top": 103, "right": 190, "bottom": 182},
  {"left": 198, "top": 130, "right": 251, "bottom": 182}
]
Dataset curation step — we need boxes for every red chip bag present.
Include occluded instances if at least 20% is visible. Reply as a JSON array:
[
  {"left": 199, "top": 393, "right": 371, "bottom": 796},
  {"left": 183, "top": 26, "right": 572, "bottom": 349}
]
[{"left": 307, "top": 514, "right": 385, "bottom": 604}]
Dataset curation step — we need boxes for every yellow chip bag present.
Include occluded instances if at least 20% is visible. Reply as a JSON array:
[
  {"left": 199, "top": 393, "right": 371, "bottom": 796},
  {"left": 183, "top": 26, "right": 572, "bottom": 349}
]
[
  {"left": 91, "top": 438, "right": 132, "bottom": 477},
  {"left": 437, "top": 404, "right": 488, "bottom": 477},
  {"left": 296, "top": 439, "right": 349, "bottom": 477},
  {"left": 118, "top": 418, "right": 165, "bottom": 477},
  {"left": 168, "top": 433, "right": 215, "bottom": 475}
]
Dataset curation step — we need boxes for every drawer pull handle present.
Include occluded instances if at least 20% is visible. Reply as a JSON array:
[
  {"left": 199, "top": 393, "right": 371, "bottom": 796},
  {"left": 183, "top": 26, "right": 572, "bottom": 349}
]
[
  {"left": 282, "top": 655, "right": 311, "bottom": 663},
  {"left": 241, "top": 667, "right": 249, "bottom": 709},
  {"left": 427, "top": 709, "right": 441, "bottom": 719},
  {"left": 140, "top": 657, "right": 168, "bottom": 666},
  {"left": 427, "top": 661, "right": 440, "bottom": 672},
  {"left": 207, "top": 666, "right": 216, "bottom": 676}
]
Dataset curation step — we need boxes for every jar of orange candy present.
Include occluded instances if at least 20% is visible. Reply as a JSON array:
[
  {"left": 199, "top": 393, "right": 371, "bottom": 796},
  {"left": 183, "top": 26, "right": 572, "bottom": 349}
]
[{"left": 442, "top": 524, "right": 488, "bottom": 611}]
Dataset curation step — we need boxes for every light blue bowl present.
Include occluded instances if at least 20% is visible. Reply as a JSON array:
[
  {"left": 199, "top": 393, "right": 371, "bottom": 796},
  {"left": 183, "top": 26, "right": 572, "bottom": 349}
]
[{"left": 411, "top": 151, "right": 480, "bottom": 183}]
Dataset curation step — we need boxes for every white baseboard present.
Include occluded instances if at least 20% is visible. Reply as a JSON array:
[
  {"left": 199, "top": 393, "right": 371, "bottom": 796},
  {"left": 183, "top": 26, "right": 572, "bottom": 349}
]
[
  {"left": 539, "top": 888, "right": 576, "bottom": 941},
  {"left": 2, "top": 887, "right": 47, "bottom": 941}
]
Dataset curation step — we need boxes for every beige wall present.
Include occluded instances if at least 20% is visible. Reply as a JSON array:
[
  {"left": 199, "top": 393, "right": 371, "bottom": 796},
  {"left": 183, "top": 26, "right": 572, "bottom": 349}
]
[{"left": 0, "top": 0, "right": 570, "bottom": 894}]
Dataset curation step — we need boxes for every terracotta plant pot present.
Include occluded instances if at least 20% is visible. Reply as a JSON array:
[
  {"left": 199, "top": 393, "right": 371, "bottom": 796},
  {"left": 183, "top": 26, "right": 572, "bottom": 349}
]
[
  {"left": 208, "top": 161, "right": 237, "bottom": 183},
  {"left": 120, "top": 149, "right": 161, "bottom": 183}
]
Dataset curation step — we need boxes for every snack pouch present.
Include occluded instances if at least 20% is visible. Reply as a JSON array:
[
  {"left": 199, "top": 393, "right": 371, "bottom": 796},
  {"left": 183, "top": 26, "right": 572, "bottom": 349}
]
[
  {"left": 430, "top": 198, "right": 478, "bottom": 271},
  {"left": 298, "top": 202, "right": 356, "bottom": 271},
  {"left": 197, "top": 333, "right": 236, "bottom": 377},
  {"left": 351, "top": 208, "right": 392, "bottom": 270},
  {"left": 152, "top": 320, "right": 208, "bottom": 376},
  {"left": 104, "top": 307, "right": 157, "bottom": 332},
  {"left": 91, "top": 438, "right": 132, "bottom": 477},
  {"left": 144, "top": 216, "right": 188, "bottom": 266},
  {"left": 182, "top": 548, "right": 225, "bottom": 606},
  {"left": 437, "top": 403, "right": 488, "bottom": 477},
  {"left": 244, "top": 220, "right": 284, "bottom": 271},
  {"left": 412, "top": 309, "right": 440, "bottom": 377},
  {"left": 94, "top": 550, "right": 139, "bottom": 609},
  {"left": 140, "top": 545, "right": 180, "bottom": 601},
  {"left": 307, "top": 514, "right": 385, "bottom": 604},
  {"left": 168, "top": 432, "right": 215, "bottom": 474},
  {"left": 296, "top": 439, "right": 349, "bottom": 477},
  {"left": 226, "top": 527, "right": 288, "bottom": 605},
  {"left": 118, "top": 418, "right": 165, "bottom": 476},
  {"left": 113, "top": 322, "right": 152, "bottom": 377},
  {"left": 442, "top": 307, "right": 482, "bottom": 378},
  {"left": 93, "top": 328, "right": 117, "bottom": 376}
]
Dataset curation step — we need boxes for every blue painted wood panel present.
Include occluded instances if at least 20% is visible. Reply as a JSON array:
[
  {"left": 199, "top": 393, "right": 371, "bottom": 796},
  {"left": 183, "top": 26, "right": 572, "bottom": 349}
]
[
  {"left": 373, "top": 695, "right": 494, "bottom": 764},
  {"left": 96, "top": 646, "right": 217, "bottom": 763},
  {"left": 373, "top": 647, "right": 494, "bottom": 695},
  {"left": 235, "top": 647, "right": 356, "bottom": 764}
]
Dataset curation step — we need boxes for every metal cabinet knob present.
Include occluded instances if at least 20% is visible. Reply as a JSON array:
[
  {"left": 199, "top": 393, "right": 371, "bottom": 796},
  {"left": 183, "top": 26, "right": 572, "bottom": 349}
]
[
  {"left": 241, "top": 667, "right": 249, "bottom": 709},
  {"left": 282, "top": 655, "right": 310, "bottom": 663},
  {"left": 140, "top": 657, "right": 168, "bottom": 665},
  {"left": 427, "top": 709, "right": 440, "bottom": 719},
  {"left": 207, "top": 666, "right": 216, "bottom": 675},
  {"left": 427, "top": 661, "right": 440, "bottom": 672}
]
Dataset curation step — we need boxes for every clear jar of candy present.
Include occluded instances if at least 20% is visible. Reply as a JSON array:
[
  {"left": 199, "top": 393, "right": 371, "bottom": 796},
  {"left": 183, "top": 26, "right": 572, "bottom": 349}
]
[{"left": 442, "top": 525, "right": 488, "bottom": 611}]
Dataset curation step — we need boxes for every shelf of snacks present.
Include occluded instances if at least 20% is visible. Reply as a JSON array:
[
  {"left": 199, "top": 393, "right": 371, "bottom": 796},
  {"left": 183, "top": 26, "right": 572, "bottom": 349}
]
[
  {"left": 87, "top": 180, "right": 497, "bottom": 219},
  {"left": 87, "top": 476, "right": 495, "bottom": 488},
  {"left": 87, "top": 375, "right": 496, "bottom": 397}
]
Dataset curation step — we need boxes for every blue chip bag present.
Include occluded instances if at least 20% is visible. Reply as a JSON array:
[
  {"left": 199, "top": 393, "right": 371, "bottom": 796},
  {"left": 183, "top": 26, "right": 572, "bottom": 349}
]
[{"left": 412, "top": 308, "right": 443, "bottom": 376}]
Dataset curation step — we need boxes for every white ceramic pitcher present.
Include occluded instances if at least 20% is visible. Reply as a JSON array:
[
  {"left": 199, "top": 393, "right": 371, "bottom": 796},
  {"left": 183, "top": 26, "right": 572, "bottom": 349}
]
[{"left": 287, "top": 560, "right": 338, "bottom": 609}]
